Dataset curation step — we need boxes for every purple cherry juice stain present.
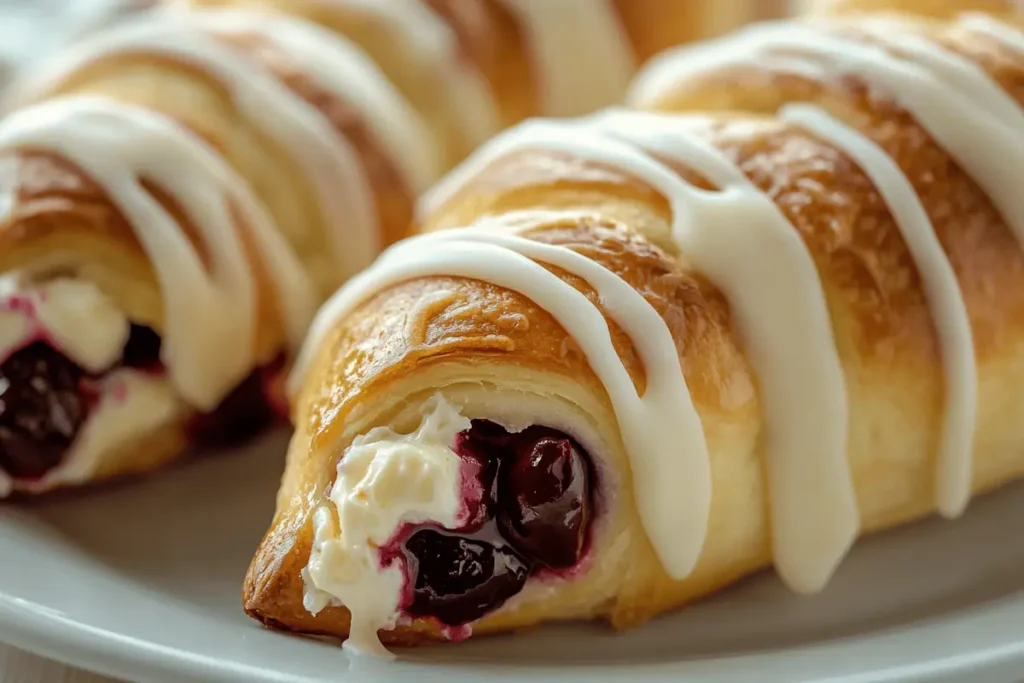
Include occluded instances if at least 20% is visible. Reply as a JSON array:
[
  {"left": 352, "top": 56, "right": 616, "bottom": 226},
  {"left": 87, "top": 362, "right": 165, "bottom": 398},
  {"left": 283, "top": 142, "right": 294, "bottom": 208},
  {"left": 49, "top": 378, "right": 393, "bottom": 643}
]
[
  {"left": 185, "top": 354, "right": 288, "bottom": 448},
  {"left": 0, "top": 319, "right": 170, "bottom": 483},
  {"left": 0, "top": 294, "right": 54, "bottom": 365}
]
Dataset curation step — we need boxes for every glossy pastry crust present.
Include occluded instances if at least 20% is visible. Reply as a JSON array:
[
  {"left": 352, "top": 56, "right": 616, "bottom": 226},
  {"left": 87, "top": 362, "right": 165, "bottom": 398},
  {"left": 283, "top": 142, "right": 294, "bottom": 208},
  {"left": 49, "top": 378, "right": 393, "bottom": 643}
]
[
  {"left": 421, "top": 0, "right": 534, "bottom": 129},
  {"left": 245, "top": 5, "right": 1024, "bottom": 644},
  {"left": 214, "top": 30, "right": 414, "bottom": 250}
]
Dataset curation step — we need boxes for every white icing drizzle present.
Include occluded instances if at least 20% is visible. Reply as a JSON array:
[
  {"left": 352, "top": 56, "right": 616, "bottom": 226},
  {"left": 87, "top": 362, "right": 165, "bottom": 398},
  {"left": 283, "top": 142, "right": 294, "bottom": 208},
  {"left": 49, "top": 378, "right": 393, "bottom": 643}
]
[
  {"left": 193, "top": 9, "right": 438, "bottom": 195},
  {"left": 499, "top": 0, "right": 636, "bottom": 117},
  {"left": 0, "top": 96, "right": 315, "bottom": 409},
  {"left": 627, "top": 15, "right": 1024, "bottom": 516},
  {"left": 310, "top": 0, "right": 501, "bottom": 152},
  {"left": 960, "top": 13, "right": 1024, "bottom": 56},
  {"left": 295, "top": 211, "right": 713, "bottom": 578},
  {"left": 628, "top": 18, "right": 1024, "bottom": 250},
  {"left": 420, "top": 117, "right": 697, "bottom": 220},
  {"left": 10, "top": 8, "right": 382, "bottom": 282},
  {"left": 326, "top": 108, "right": 863, "bottom": 593},
  {"left": 781, "top": 103, "right": 978, "bottom": 519},
  {"left": 589, "top": 110, "right": 858, "bottom": 591}
]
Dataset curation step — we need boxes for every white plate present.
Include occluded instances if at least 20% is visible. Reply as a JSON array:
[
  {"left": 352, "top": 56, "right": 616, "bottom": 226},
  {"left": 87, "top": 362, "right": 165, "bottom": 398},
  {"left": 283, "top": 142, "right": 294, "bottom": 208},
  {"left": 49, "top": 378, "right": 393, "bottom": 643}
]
[{"left": 0, "top": 431, "right": 1023, "bottom": 683}]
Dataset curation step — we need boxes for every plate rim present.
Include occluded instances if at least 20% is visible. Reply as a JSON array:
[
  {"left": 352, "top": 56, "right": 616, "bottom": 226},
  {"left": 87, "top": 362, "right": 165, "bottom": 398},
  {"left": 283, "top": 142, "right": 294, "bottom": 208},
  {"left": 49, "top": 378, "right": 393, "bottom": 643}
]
[{"left": 2, "top": 587, "right": 1024, "bottom": 683}]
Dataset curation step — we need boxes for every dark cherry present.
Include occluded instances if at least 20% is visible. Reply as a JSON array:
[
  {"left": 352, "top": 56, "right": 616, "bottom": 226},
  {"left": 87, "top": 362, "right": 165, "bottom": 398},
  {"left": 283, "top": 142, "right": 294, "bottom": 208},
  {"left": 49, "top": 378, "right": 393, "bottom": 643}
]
[
  {"left": 458, "top": 420, "right": 512, "bottom": 450},
  {"left": 120, "top": 324, "right": 163, "bottom": 370},
  {"left": 452, "top": 421, "right": 507, "bottom": 525},
  {"left": 497, "top": 430, "right": 591, "bottom": 570},
  {"left": 403, "top": 528, "right": 530, "bottom": 626},
  {"left": 186, "top": 359, "right": 286, "bottom": 448},
  {"left": 390, "top": 421, "right": 596, "bottom": 626},
  {"left": 0, "top": 343, "right": 90, "bottom": 479}
]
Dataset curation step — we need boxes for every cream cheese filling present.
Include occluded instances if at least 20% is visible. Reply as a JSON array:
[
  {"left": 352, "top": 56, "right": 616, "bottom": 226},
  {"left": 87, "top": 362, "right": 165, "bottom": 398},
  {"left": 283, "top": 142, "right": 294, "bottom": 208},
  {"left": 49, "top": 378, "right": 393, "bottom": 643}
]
[{"left": 303, "top": 393, "right": 472, "bottom": 658}]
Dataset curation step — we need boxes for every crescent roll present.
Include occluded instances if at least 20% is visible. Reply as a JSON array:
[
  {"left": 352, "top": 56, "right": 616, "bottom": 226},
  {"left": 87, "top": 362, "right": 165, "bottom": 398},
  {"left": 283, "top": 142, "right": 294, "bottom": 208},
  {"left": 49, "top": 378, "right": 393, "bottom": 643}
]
[
  {"left": 240, "top": 0, "right": 1024, "bottom": 657},
  {"left": 0, "top": 0, "right": 441, "bottom": 496}
]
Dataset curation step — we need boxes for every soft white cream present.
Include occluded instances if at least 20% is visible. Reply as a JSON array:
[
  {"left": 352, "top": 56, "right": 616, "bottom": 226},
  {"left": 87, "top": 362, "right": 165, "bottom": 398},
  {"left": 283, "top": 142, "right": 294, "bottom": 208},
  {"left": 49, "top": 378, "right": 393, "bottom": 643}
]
[
  {"left": 500, "top": 0, "right": 635, "bottom": 116},
  {"left": 0, "top": 275, "right": 188, "bottom": 497},
  {"left": 0, "top": 275, "right": 130, "bottom": 373},
  {"left": 304, "top": 393, "right": 472, "bottom": 657},
  {"left": 32, "top": 279, "right": 130, "bottom": 372},
  {"left": 0, "top": 96, "right": 315, "bottom": 409}
]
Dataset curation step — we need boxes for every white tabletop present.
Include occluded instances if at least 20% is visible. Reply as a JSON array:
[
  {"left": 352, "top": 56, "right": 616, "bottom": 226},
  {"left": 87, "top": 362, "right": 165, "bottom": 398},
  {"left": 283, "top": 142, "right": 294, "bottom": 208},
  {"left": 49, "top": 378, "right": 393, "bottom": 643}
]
[{"left": 0, "top": 644, "right": 119, "bottom": 682}]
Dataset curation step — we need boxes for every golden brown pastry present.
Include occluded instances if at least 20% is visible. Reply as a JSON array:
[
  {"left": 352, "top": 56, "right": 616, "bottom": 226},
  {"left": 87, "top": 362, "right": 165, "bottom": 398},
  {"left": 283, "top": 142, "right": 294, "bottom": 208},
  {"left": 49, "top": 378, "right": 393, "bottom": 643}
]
[{"left": 241, "top": 0, "right": 1024, "bottom": 657}]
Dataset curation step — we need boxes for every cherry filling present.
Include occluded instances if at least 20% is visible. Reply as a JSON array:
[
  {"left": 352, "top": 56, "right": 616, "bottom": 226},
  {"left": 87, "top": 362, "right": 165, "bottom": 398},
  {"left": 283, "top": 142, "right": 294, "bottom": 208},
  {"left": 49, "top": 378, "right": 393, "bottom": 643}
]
[
  {"left": 185, "top": 355, "right": 287, "bottom": 449},
  {"left": 498, "top": 432, "right": 592, "bottom": 570},
  {"left": 120, "top": 323, "right": 163, "bottom": 371},
  {"left": 389, "top": 420, "right": 596, "bottom": 629},
  {"left": 403, "top": 529, "right": 530, "bottom": 627},
  {"left": 0, "top": 324, "right": 286, "bottom": 484},
  {"left": 0, "top": 343, "right": 92, "bottom": 480}
]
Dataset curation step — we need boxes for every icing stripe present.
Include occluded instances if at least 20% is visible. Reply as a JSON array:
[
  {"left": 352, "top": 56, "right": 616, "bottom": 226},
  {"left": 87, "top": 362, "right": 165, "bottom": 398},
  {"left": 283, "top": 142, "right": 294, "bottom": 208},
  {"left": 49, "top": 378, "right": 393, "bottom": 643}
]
[
  {"left": 310, "top": 0, "right": 501, "bottom": 152},
  {"left": 499, "top": 0, "right": 636, "bottom": 117},
  {"left": 11, "top": 10, "right": 381, "bottom": 283},
  {"left": 782, "top": 103, "right": 977, "bottom": 518},
  {"left": 0, "top": 96, "right": 316, "bottom": 409},
  {"left": 200, "top": 11, "right": 441, "bottom": 195},
  {"left": 629, "top": 19, "right": 1024, "bottom": 252},
  {"left": 960, "top": 13, "right": 1024, "bottom": 55},
  {"left": 591, "top": 110, "right": 858, "bottom": 591},
  {"left": 421, "top": 118, "right": 695, "bottom": 220}
]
